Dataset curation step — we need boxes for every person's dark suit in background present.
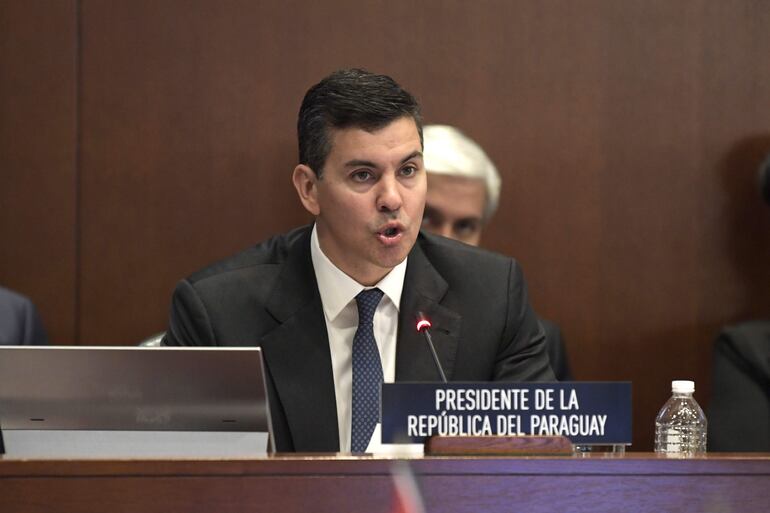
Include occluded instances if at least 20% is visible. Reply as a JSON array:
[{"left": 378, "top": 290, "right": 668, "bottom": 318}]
[
  {"left": 163, "top": 69, "right": 554, "bottom": 452},
  {"left": 708, "top": 322, "right": 770, "bottom": 451},
  {"left": 421, "top": 125, "right": 572, "bottom": 380},
  {"left": 0, "top": 286, "right": 48, "bottom": 345},
  {"left": 708, "top": 155, "right": 770, "bottom": 451}
]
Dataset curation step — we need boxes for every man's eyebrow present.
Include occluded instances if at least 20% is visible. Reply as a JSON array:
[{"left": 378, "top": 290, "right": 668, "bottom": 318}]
[
  {"left": 344, "top": 159, "right": 377, "bottom": 168},
  {"left": 422, "top": 204, "right": 444, "bottom": 220},
  {"left": 456, "top": 216, "right": 482, "bottom": 224},
  {"left": 343, "top": 151, "right": 423, "bottom": 169},
  {"left": 400, "top": 151, "right": 423, "bottom": 164}
]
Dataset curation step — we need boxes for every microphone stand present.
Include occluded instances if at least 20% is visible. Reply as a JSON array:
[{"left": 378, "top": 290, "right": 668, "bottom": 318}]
[{"left": 416, "top": 313, "right": 447, "bottom": 383}]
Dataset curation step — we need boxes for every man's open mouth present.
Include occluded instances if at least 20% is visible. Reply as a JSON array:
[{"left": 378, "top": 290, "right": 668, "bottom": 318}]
[
  {"left": 382, "top": 227, "right": 399, "bottom": 237},
  {"left": 376, "top": 224, "right": 405, "bottom": 244}
]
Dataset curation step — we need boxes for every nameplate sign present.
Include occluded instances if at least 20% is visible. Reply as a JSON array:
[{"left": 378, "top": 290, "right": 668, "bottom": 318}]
[{"left": 381, "top": 382, "right": 631, "bottom": 445}]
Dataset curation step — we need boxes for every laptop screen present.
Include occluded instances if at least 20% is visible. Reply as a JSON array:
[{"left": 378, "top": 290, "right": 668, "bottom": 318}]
[{"left": 0, "top": 346, "right": 274, "bottom": 457}]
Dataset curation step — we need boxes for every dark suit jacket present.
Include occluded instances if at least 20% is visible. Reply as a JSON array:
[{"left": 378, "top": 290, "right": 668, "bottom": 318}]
[
  {"left": 0, "top": 286, "right": 48, "bottom": 346},
  {"left": 163, "top": 226, "right": 555, "bottom": 451},
  {"left": 708, "top": 321, "right": 770, "bottom": 451},
  {"left": 540, "top": 318, "right": 572, "bottom": 381}
]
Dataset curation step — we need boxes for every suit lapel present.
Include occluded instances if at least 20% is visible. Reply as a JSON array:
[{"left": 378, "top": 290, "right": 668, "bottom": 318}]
[
  {"left": 396, "top": 238, "right": 462, "bottom": 382},
  {"left": 259, "top": 229, "right": 339, "bottom": 452}
]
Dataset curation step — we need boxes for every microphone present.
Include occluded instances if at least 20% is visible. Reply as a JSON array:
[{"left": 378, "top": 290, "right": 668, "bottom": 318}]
[
  {"left": 760, "top": 153, "right": 770, "bottom": 206},
  {"left": 415, "top": 312, "right": 447, "bottom": 383}
]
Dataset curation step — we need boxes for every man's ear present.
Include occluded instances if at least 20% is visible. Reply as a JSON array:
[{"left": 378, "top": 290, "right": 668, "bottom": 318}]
[{"left": 292, "top": 164, "right": 320, "bottom": 216}]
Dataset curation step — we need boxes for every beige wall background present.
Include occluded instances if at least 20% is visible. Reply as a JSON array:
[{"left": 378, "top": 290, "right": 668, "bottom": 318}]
[{"left": 2, "top": 0, "right": 770, "bottom": 450}]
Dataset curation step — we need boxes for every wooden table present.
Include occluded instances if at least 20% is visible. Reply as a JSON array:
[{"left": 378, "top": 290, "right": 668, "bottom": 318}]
[{"left": 2, "top": 453, "right": 768, "bottom": 512}]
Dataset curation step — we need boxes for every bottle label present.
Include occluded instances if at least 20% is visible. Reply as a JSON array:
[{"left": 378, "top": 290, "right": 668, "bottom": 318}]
[{"left": 655, "top": 426, "right": 707, "bottom": 454}]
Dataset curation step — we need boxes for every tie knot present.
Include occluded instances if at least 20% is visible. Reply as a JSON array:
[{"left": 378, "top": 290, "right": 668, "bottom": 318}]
[{"left": 356, "top": 288, "right": 384, "bottom": 325}]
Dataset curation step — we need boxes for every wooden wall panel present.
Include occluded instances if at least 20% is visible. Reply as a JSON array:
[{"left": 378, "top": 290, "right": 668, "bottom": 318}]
[
  {"left": 0, "top": 1, "right": 77, "bottom": 344},
  {"left": 3, "top": 0, "right": 769, "bottom": 450},
  {"left": 77, "top": 0, "right": 311, "bottom": 344}
]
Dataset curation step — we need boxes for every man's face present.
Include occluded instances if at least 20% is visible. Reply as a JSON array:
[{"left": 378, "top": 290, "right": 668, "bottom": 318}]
[
  {"left": 298, "top": 116, "right": 426, "bottom": 285},
  {"left": 422, "top": 173, "right": 487, "bottom": 246}
]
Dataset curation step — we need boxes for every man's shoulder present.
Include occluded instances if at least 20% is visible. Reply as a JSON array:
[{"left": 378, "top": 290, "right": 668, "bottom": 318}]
[
  {"left": 0, "top": 286, "right": 34, "bottom": 313},
  {"left": 412, "top": 231, "right": 523, "bottom": 302},
  {"left": 416, "top": 230, "right": 514, "bottom": 273},
  {"left": 186, "top": 225, "right": 311, "bottom": 286},
  {"left": 718, "top": 320, "right": 770, "bottom": 368}
]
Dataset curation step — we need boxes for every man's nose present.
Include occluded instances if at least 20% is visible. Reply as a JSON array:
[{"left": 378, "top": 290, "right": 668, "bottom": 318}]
[{"left": 376, "top": 174, "right": 403, "bottom": 212}]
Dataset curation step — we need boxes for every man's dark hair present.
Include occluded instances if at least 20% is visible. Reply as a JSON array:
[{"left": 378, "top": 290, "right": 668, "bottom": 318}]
[{"left": 297, "top": 68, "right": 423, "bottom": 177}]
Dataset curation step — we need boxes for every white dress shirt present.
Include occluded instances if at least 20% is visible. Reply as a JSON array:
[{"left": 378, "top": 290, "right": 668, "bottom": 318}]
[{"left": 310, "top": 224, "right": 405, "bottom": 452}]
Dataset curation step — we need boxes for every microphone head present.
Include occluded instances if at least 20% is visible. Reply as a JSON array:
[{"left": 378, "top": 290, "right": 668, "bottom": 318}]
[
  {"left": 415, "top": 311, "right": 432, "bottom": 332},
  {"left": 761, "top": 153, "right": 770, "bottom": 206}
]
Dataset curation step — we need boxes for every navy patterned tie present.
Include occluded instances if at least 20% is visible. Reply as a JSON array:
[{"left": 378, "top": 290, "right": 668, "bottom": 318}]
[{"left": 351, "top": 288, "right": 385, "bottom": 453}]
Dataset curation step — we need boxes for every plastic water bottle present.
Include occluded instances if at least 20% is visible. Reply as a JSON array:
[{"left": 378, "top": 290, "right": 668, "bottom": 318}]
[{"left": 654, "top": 380, "right": 707, "bottom": 455}]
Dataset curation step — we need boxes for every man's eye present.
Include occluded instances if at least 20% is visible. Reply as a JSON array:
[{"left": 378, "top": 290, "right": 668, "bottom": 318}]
[
  {"left": 401, "top": 165, "right": 417, "bottom": 177},
  {"left": 455, "top": 219, "right": 480, "bottom": 234},
  {"left": 352, "top": 170, "right": 373, "bottom": 182}
]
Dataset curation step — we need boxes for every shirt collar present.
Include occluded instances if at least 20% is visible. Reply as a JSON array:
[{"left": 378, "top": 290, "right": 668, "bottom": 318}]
[{"left": 310, "top": 224, "right": 407, "bottom": 322}]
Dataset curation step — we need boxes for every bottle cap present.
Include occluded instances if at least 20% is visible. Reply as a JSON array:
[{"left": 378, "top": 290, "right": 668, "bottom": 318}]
[{"left": 672, "top": 380, "right": 695, "bottom": 393}]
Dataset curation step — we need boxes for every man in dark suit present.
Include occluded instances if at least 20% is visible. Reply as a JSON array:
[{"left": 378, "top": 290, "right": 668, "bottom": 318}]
[
  {"left": 163, "top": 69, "right": 554, "bottom": 452},
  {"left": 0, "top": 286, "right": 48, "bottom": 345}
]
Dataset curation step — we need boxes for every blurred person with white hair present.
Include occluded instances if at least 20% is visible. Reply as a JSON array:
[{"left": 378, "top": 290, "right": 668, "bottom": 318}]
[
  {"left": 421, "top": 125, "right": 501, "bottom": 246},
  {"left": 421, "top": 124, "right": 572, "bottom": 380}
]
